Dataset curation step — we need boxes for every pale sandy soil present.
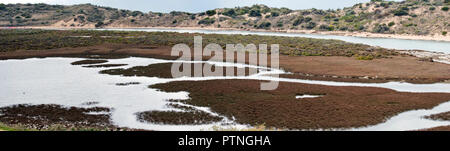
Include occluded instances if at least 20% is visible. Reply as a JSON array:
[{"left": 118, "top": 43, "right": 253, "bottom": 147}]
[
  {"left": 401, "top": 50, "right": 450, "bottom": 64},
  {"left": 311, "top": 30, "right": 450, "bottom": 42}
]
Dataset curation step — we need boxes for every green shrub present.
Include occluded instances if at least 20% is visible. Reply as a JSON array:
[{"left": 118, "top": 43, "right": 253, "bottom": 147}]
[
  {"left": 372, "top": 24, "right": 390, "bottom": 33},
  {"left": 292, "top": 16, "right": 304, "bottom": 26},
  {"left": 319, "top": 24, "right": 334, "bottom": 31},
  {"left": 206, "top": 10, "right": 216, "bottom": 16},
  {"left": 279, "top": 7, "right": 292, "bottom": 14},
  {"left": 303, "top": 22, "right": 317, "bottom": 29},
  {"left": 257, "top": 22, "right": 271, "bottom": 29},
  {"left": 87, "top": 13, "right": 105, "bottom": 23},
  {"left": 356, "top": 55, "right": 374, "bottom": 60},
  {"left": 169, "top": 11, "right": 184, "bottom": 16},
  {"left": 131, "top": 11, "right": 143, "bottom": 17},
  {"left": 404, "top": 23, "right": 416, "bottom": 27},
  {"left": 429, "top": 7, "right": 436, "bottom": 11},
  {"left": 270, "top": 11, "right": 279, "bottom": 17},
  {"left": 236, "top": 7, "right": 249, "bottom": 15},
  {"left": 198, "top": 17, "right": 215, "bottom": 25},
  {"left": 276, "top": 21, "right": 283, "bottom": 27},
  {"left": 388, "top": 22, "right": 395, "bottom": 27},
  {"left": 21, "top": 13, "right": 32, "bottom": 18},
  {"left": 380, "top": 2, "right": 390, "bottom": 8},
  {"left": 95, "top": 21, "right": 104, "bottom": 28},
  {"left": 443, "top": 31, "right": 448, "bottom": 36},
  {"left": 442, "top": 7, "right": 449, "bottom": 11},
  {"left": 222, "top": 9, "right": 236, "bottom": 17},
  {"left": 342, "top": 15, "right": 357, "bottom": 22},
  {"left": 338, "top": 26, "right": 348, "bottom": 31},
  {"left": 355, "top": 25, "right": 365, "bottom": 31},
  {"left": 304, "top": 17, "right": 312, "bottom": 22},
  {"left": 0, "top": 4, "right": 6, "bottom": 10},
  {"left": 249, "top": 9, "right": 261, "bottom": 17},
  {"left": 393, "top": 9, "right": 408, "bottom": 16}
]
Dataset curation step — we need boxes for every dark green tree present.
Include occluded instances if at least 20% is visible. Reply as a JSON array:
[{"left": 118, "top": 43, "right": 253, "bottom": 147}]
[{"left": 206, "top": 10, "right": 216, "bottom": 16}]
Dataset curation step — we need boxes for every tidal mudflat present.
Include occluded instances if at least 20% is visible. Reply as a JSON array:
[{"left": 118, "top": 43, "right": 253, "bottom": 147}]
[{"left": 1, "top": 56, "right": 450, "bottom": 131}]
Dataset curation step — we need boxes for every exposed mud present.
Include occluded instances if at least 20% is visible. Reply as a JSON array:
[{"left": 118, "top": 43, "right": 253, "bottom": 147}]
[
  {"left": 115, "top": 82, "right": 141, "bottom": 86},
  {"left": 81, "top": 101, "right": 100, "bottom": 106},
  {"left": 424, "top": 111, "right": 450, "bottom": 121},
  {"left": 100, "top": 62, "right": 257, "bottom": 78},
  {"left": 71, "top": 59, "right": 108, "bottom": 65},
  {"left": 82, "top": 64, "right": 127, "bottom": 68}
]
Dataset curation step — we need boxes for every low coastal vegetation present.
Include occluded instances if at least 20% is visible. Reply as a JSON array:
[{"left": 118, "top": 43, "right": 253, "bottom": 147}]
[
  {"left": 0, "top": 29, "right": 398, "bottom": 59},
  {"left": 424, "top": 111, "right": 450, "bottom": 121},
  {"left": 136, "top": 110, "right": 223, "bottom": 125},
  {"left": 70, "top": 59, "right": 108, "bottom": 65},
  {"left": 150, "top": 79, "right": 450, "bottom": 129},
  {"left": 136, "top": 103, "right": 223, "bottom": 125},
  {"left": 0, "top": 104, "right": 127, "bottom": 131}
]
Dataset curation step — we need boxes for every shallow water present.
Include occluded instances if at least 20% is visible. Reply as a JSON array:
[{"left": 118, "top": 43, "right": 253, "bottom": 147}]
[
  {"left": 349, "top": 101, "right": 450, "bottom": 131},
  {"left": 295, "top": 95, "right": 323, "bottom": 99},
  {"left": 94, "top": 28, "right": 450, "bottom": 54},
  {"left": 1, "top": 57, "right": 450, "bottom": 131}
]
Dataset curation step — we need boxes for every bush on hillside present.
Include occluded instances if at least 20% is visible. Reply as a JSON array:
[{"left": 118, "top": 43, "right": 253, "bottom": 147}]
[
  {"left": 393, "top": 9, "right": 409, "bottom": 16},
  {"left": 249, "top": 9, "right": 261, "bottom": 17},
  {"left": 95, "top": 21, "right": 104, "bottom": 28},
  {"left": 372, "top": 24, "right": 390, "bottom": 33},
  {"left": 292, "top": 16, "right": 304, "bottom": 26},
  {"left": 442, "top": 6, "right": 449, "bottom": 11},
  {"left": 206, "top": 10, "right": 216, "bottom": 16},
  {"left": 0, "top": 4, "right": 6, "bottom": 10},
  {"left": 198, "top": 17, "right": 215, "bottom": 25},
  {"left": 257, "top": 22, "right": 271, "bottom": 29},
  {"left": 131, "top": 11, "right": 143, "bottom": 17},
  {"left": 303, "top": 22, "right": 317, "bottom": 29},
  {"left": 388, "top": 22, "right": 395, "bottom": 27},
  {"left": 222, "top": 9, "right": 236, "bottom": 17}
]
